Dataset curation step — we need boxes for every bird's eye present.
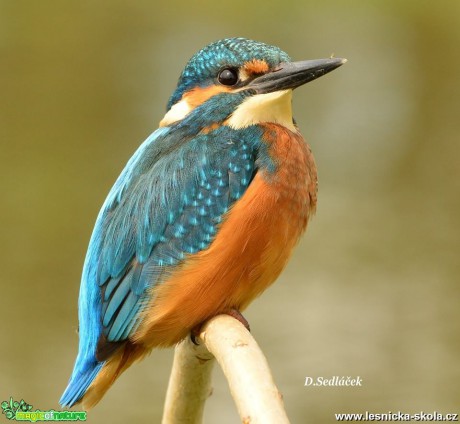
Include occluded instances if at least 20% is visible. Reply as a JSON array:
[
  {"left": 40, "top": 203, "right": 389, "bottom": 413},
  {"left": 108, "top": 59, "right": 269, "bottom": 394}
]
[{"left": 218, "top": 68, "right": 239, "bottom": 86}]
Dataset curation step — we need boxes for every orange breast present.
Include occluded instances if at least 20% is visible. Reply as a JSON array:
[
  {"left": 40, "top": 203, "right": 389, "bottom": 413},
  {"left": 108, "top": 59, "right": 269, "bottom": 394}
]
[{"left": 133, "top": 124, "right": 317, "bottom": 347}]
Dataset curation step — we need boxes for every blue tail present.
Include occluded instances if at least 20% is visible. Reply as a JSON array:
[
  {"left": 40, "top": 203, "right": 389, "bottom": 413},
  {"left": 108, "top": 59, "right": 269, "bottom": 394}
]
[{"left": 60, "top": 362, "right": 104, "bottom": 407}]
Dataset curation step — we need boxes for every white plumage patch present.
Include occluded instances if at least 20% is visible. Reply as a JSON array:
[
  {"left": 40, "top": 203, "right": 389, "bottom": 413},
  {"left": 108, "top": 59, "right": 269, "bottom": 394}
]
[
  {"left": 160, "top": 99, "right": 192, "bottom": 127},
  {"left": 159, "top": 88, "right": 296, "bottom": 132},
  {"left": 226, "top": 90, "right": 296, "bottom": 132}
]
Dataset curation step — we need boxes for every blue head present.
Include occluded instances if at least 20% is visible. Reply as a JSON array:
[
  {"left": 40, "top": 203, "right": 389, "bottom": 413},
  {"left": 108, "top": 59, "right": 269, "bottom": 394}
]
[
  {"left": 167, "top": 38, "right": 291, "bottom": 110},
  {"left": 160, "top": 37, "right": 346, "bottom": 130}
]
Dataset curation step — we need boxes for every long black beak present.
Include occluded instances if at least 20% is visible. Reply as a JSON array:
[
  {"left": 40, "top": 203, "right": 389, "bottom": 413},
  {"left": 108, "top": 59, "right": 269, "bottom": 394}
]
[{"left": 247, "top": 58, "right": 347, "bottom": 94}]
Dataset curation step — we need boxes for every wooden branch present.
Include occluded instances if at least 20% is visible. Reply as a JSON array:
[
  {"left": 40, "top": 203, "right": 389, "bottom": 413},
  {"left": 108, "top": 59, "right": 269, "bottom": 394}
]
[
  {"left": 161, "top": 337, "right": 215, "bottom": 424},
  {"left": 162, "top": 314, "right": 290, "bottom": 424}
]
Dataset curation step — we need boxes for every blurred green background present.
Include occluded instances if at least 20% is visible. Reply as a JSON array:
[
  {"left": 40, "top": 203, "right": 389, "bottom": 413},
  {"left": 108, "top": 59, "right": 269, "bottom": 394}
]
[{"left": 1, "top": 0, "right": 459, "bottom": 422}]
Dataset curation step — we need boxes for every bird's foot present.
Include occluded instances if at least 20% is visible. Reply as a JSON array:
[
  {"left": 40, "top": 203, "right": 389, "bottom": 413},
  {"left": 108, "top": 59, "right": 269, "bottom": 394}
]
[
  {"left": 223, "top": 308, "right": 251, "bottom": 332},
  {"left": 189, "top": 308, "right": 251, "bottom": 345}
]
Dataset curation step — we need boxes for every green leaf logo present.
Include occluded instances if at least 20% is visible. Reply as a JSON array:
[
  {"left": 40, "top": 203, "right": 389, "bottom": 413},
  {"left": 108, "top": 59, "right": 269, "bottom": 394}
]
[{"left": 1, "top": 397, "right": 33, "bottom": 421}]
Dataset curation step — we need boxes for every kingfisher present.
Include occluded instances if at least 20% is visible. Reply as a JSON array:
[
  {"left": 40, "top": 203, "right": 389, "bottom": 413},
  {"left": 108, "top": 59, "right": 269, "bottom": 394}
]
[{"left": 60, "top": 37, "right": 346, "bottom": 409}]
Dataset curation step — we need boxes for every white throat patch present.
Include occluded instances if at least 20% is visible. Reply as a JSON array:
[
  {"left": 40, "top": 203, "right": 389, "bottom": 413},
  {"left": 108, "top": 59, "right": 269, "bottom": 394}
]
[{"left": 226, "top": 89, "right": 296, "bottom": 131}]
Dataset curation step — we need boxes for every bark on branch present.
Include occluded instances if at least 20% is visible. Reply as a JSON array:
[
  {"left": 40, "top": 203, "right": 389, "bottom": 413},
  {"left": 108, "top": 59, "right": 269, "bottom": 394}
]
[{"left": 162, "top": 314, "right": 290, "bottom": 424}]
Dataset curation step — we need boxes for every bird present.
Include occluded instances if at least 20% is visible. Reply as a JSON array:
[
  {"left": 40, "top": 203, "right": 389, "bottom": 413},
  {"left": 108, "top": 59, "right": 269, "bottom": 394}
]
[{"left": 60, "top": 37, "right": 346, "bottom": 409}]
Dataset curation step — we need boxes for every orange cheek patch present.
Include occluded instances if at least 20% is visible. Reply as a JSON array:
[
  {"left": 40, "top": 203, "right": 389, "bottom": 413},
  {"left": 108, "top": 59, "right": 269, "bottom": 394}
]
[
  {"left": 243, "top": 59, "right": 270, "bottom": 75},
  {"left": 183, "top": 85, "right": 231, "bottom": 108}
]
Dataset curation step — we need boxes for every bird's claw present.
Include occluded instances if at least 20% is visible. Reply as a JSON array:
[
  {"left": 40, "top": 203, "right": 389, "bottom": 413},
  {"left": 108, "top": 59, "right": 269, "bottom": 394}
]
[
  {"left": 189, "top": 308, "right": 250, "bottom": 344},
  {"left": 190, "top": 327, "right": 201, "bottom": 345}
]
